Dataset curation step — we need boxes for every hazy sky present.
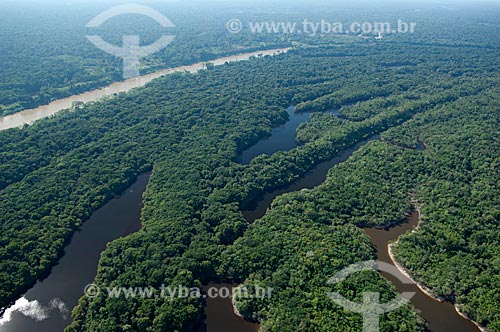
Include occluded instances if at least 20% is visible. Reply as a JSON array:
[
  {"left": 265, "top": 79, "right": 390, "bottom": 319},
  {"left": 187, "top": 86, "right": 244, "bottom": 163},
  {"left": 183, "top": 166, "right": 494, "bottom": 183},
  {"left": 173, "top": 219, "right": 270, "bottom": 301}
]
[{"left": 4, "top": 0, "right": 500, "bottom": 4}]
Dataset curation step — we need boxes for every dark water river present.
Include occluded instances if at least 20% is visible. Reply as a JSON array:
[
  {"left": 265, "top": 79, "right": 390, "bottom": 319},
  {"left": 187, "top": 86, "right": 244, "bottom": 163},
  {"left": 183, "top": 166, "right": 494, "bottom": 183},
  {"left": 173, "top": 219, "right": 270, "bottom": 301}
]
[
  {"left": 197, "top": 284, "right": 258, "bottom": 332},
  {"left": 0, "top": 173, "right": 150, "bottom": 332},
  {"left": 238, "top": 106, "right": 311, "bottom": 165},
  {"left": 1, "top": 105, "right": 481, "bottom": 332},
  {"left": 219, "top": 107, "right": 481, "bottom": 332},
  {"left": 364, "top": 213, "right": 480, "bottom": 332},
  {"left": 241, "top": 135, "right": 377, "bottom": 222}
]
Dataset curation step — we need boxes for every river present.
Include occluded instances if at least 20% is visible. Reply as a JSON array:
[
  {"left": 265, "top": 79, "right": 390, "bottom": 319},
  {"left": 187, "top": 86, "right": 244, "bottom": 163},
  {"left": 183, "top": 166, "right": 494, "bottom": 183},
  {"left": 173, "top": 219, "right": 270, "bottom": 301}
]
[
  {"left": 0, "top": 48, "right": 289, "bottom": 131},
  {"left": 0, "top": 173, "right": 150, "bottom": 332},
  {"left": 221, "top": 107, "right": 481, "bottom": 332},
  {"left": 202, "top": 107, "right": 378, "bottom": 332},
  {"left": 238, "top": 106, "right": 311, "bottom": 165},
  {"left": 0, "top": 104, "right": 481, "bottom": 331},
  {"left": 197, "top": 284, "right": 258, "bottom": 332},
  {"left": 364, "top": 212, "right": 480, "bottom": 332}
]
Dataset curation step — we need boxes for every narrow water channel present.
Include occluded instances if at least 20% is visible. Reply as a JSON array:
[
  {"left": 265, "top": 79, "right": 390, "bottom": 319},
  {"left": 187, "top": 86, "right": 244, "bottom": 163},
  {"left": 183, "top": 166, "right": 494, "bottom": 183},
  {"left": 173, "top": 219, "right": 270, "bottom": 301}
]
[
  {"left": 206, "top": 106, "right": 480, "bottom": 332},
  {"left": 242, "top": 135, "right": 377, "bottom": 222},
  {"left": 238, "top": 106, "right": 311, "bottom": 165},
  {"left": 364, "top": 213, "right": 480, "bottom": 332},
  {"left": 1, "top": 104, "right": 481, "bottom": 332},
  {"left": 0, "top": 173, "right": 150, "bottom": 332}
]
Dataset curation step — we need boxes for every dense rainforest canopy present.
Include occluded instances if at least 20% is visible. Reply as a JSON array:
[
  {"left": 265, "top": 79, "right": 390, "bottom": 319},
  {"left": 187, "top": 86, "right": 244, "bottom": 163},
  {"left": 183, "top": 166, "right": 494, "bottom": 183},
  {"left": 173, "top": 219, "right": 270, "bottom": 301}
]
[{"left": 0, "top": 2, "right": 499, "bottom": 332}]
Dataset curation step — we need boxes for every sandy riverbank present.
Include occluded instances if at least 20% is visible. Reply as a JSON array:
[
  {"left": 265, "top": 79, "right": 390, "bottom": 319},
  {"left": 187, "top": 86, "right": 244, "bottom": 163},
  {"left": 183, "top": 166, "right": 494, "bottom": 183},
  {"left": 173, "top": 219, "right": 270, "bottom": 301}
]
[{"left": 388, "top": 207, "right": 488, "bottom": 332}]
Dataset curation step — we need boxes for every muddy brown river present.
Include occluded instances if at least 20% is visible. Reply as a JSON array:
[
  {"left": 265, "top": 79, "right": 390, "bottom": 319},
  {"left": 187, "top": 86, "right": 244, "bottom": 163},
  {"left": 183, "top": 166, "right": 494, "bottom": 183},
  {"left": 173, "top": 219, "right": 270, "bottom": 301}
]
[{"left": 0, "top": 48, "right": 289, "bottom": 131}]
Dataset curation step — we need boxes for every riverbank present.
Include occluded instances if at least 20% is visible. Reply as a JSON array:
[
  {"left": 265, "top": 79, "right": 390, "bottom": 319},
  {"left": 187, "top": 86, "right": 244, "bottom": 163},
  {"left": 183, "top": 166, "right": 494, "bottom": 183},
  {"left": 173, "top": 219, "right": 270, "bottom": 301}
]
[
  {"left": 0, "top": 173, "right": 150, "bottom": 332},
  {"left": 199, "top": 283, "right": 258, "bottom": 332},
  {"left": 0, "top": 48, "right": 290, "bottom": 131},
  {"left": 231, "top": 296, "right": 245, "bottom": 320},
  {"left": 387, "top": 206, "right": 488, "bottom": 332}
]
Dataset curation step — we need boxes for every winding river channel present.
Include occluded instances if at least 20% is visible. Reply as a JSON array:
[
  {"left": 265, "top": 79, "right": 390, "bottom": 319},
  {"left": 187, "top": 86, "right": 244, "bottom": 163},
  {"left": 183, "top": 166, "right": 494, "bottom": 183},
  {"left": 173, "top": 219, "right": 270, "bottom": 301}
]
[
  {"left": 0, "top": 105, "right": 483, "bottom": 330},
  {"left": 208, "top": 107, "right": 481, "bottom": 332},
  {"left": 364, "top": 212, "right": 481, "bottom": 332}
]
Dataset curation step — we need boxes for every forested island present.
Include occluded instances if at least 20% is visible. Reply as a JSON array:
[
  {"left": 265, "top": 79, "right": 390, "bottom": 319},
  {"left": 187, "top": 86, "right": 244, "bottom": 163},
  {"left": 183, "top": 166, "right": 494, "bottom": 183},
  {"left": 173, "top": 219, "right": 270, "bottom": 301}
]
[{"left": 0, "top": 1, "right": 499, "bottom": 332}]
